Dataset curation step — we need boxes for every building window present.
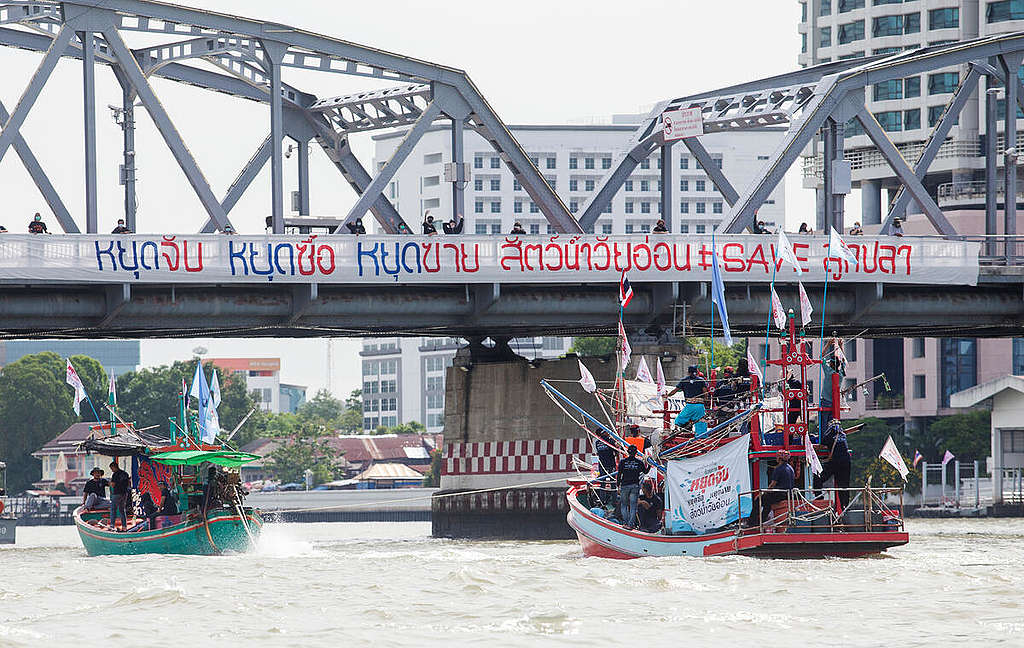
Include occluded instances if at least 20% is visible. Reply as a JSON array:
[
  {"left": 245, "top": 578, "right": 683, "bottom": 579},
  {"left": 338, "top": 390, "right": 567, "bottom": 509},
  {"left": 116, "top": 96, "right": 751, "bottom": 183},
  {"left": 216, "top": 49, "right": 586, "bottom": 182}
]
[
  {"left": 602, "top": 222, "right": 613, "bottom": 234},
  {"left": 625, "top": 201, "right": 634, "bottom": 214},
  {"left": 801, "top": 33, "right": 807, "bottom": 54},
  {"left": 820, "top": 0, "right": 831, "bottom": 16},
  {"left": 872, "top": 15, "right": 903, "bottom": 37},
  {"left": 838, "top": 0, "right": 864, "bottom": 11},
  {"left": 584, "top": 157, "right": 595, "bottom": 170},
  {"left": 839, "top": 51, "right": 865, "bottom": 60},
  {"left": 514, "top": 201, "right": 523, "bottom": 214},
  {"left": 529, "top": 223, "right": 540, "bottom": 234},
  {"left": 904, "top": 12, "right": 921, "bottom": 33},
  {"left": 625, "top": 224, "right": 634, "bottom": 234},
  {"left": 873, "top": 0, "right": 903, "bottom": 4},
  {"left": 928, "top": 105, "right": 956, "bottom": 127},
  {"left": 491, "top": 224, "right": 500, "bottom": 234},
  {"left": 490, "top": 201, "right": 501, "bottom": 213},
  {"left": 913, "top": 375, "right": 926, "bottom": 399},
  {"left": 475, "top": 223, "right": 487, "bottom": 235},
  {"left": 546, "top": 156, "right": 556, "bottom": 169},
  {"left": 928, "top": 72, "right": 959, "bottom": 94},
  {"left": 513, "top": 179, "right": 522, "bottom": 191},
  {"left": 904, "top": 108, "right": 921, "bottom": 131},
  {"left": 680, "top": 201, "right": 689, "bottom": 213},
  {"left": 490, "top": 157, "right": 500, "bottom": 169},
  {"left": 988, "top": 0, "right": 1024, "bottom": 23},
  {"left": 929, "top": 7, "right": 958, "bottom": 30},
  {"left": 696, "top": 202, "right": 706, "bottom": 214},
  {"left": 529, "top": 202, "right": 539, "bottom": 213},
  {"left": 569, "top": 200, "right": 578, "bottom": 213},
  {"left": 679, "top": 157, "right": 689, "bottom": 169},
  {"left": 873, "top": 79, "right": 902, "bottom": 101},
  {"left": 696, "top": 180, "right": 706, "bottom": 192},
  {"left": 569, "top": 179, "right": 579, "bottom": 192},
  {"left": 838, "top": 20, "right": 865, "bottom": 44},
  {"left": 714, "top": 158, "right": 723, "bottom": 169},
  {"left": 602, "top": 157, "right": 612, "bottom": 169},
  {"left": 474, "top": 179, "right": 483, "bottom": 191},
  {"left": 640, "top": 180, "right": 650, "bottom": 192},
  {"left": 695, "top": 224, "right": 706, "bottom": 234},
  {"left": 912, "top": 338, "right": 926, "bottom": 358},
  {"left": 424, "top": 152, "right": 442, "bottom": 165},
  {"left": 940, "top": 338, "right": 977, "bottom": 407},
  {"left": 585, "top": 179, "right": 595, "bottom": 192},
  {"left": 546, "top": 175, "right": 557, "bottom": 189},
  {"left": 474, "top": 200, "right": 484, "bottom": 213},
  {"left": 640, "top": 202, "right": 651, "bottom": 214},
  {"left": 473, "top": 155, "right": 483, "bottom": 169},
  {"left": 713, "top": 202, "right": 723, "bottom": 214},
  {"left": 874, "top": 110, "right": 903, "bottom": 132},
  {"left": 802, "top": 1, "right": 807, "bottom": 21},
  {"left": 569, "top": 157, "right": 578, "bottom": 170},
  {"left": 680, "top": 179, "right": 689, "bottom": 192},
  {"left": 624, "top": 180, "right": 633, "bottom": 192},
  {"left": 1004, "top": 429, "right": 1024, "bottom": 453},
  {"left": 680, "top": 223, "right": 689, "bottom": 233},
  {"left": 874, "top": 46, "right": 902, "bottom": 55},
  {"left": 819, "top": 26, "right": 832, "bottom": 47},
  {"left": 904, "top": 76, "right": 921, "bottom": 98},
  {"left": 1013, "top": 338, "right": 1024, "bottom": 374},
  {"left": 490, "top": 179, "right": 500, "bottom": 191},
  {"left": 640, "top": 159, "right": 651, "bottom": 170},
  {"left": 845, "top": 340, "right": 857, "bottom": 362}
]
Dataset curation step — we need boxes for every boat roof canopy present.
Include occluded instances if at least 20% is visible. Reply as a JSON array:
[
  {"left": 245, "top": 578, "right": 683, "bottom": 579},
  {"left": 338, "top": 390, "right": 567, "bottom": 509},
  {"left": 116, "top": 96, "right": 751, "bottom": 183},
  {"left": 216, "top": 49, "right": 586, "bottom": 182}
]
[{"left": 148, "top": 450, "right": 260, "bottom": 468}]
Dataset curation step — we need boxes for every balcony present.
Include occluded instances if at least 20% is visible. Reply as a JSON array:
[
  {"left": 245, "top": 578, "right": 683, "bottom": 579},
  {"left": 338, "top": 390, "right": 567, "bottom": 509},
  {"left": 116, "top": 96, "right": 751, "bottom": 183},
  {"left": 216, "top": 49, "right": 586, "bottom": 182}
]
[{"left": 802, "top": 139, "right": 982, "bottom": 181}]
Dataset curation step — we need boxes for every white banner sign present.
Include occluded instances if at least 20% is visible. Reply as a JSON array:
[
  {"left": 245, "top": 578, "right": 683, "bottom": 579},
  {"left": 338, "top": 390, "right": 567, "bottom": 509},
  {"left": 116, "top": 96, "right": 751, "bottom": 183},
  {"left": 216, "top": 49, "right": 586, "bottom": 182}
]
[
  {"left": 0, "top": 234, "right": 980, "bottom": 285},
  {"left": 666, "top": 434, "right": 752, "bottom": 533},
  {"left": 662, "top": 107, "right": 704, "bottom": 140}
]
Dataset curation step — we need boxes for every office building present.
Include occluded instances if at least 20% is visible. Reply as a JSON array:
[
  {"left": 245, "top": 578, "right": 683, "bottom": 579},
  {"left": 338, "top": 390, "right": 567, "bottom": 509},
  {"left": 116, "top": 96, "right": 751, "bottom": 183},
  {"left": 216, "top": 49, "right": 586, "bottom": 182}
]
[{"left": 208, "top": 357, "right": 304, "bottom": 414}]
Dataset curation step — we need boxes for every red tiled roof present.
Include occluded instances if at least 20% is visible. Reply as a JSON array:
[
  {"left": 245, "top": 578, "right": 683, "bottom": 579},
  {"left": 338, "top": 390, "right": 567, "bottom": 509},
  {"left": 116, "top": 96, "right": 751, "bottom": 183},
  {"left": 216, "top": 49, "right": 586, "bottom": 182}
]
[{"left": 32, "top": 422, "right": 130, "bottom": 457}]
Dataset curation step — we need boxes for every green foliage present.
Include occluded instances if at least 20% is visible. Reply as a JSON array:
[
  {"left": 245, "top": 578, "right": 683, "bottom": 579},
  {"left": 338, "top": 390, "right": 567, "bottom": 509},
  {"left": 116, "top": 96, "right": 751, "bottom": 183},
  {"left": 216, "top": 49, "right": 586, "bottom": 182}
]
[
  {"left": 374, "top": 421, "right": 425, "bottom": 436},
  {"left": 338, "top": 389, "right": 363, "bottom": 434},
  {"left": 267, "top": 424, "right": 341, "bottom": 486},
  {"left": 116, "top": 358, "right": 264, "bottom": 447},
  {"left": 924, "top": 410, "right": 990, "bottom": 463},
  {"left": 423, "top": 448, "right": 441, "bottom": 487},
  {"left": 684, "top": 337, "right": 748, "bottom": 370},
  {"left": 0, "top": 352, "right": 106, "bottom": 493},
  {"left": 569, "top": 337, "right": 616, "bottom": 357},
  {"left": 842, "top": 417, "right": 922, "bottom": 490}
]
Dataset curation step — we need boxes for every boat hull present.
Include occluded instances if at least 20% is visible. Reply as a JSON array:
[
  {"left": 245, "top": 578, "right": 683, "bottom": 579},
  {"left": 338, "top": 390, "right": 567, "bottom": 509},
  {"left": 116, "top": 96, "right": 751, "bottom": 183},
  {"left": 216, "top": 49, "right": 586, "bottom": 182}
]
[
  {"left": 0, "top": 518, "right": 14, "bottom": 544},
  {"left": 74, "top": 506, "right": 262, "bottom": 556},
  {"left": 567, "top": 487, "right": 908, "bottom": 559}
]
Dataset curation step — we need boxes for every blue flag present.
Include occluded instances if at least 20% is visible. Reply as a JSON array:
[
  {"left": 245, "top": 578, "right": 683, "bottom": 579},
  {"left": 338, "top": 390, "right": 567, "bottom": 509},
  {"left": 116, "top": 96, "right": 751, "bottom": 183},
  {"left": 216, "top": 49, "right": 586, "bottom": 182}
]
[{"left": 710, "top": 244, "right": 734, "bottom": 346}]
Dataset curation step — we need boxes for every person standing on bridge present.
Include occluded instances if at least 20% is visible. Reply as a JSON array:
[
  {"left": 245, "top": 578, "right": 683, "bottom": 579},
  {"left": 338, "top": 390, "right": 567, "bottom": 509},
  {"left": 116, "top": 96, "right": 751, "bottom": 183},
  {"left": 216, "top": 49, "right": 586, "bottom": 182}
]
[
  {"left": 443, "top": 215, "right": 464, "bottom": 234},
  {"left": 0, "top": 224, "right": 7, "bottom": 233},
  {"left": 510, "top": 221, "right": 526, "bottom": 235},
  {"left": 653, "top": 219, "right": 668, "bottom": 233},
  {"left": 422, "top": 212, "right": 437, "bottom": 235},
  {"left": 346, "top": 218, "right": 366, "bottom": 235},
  {"left": 111, "top": 219, "right": 132, "bottom": 234},
  {"left": 28, "top": 213, "right": 47, "bottom": 234}
]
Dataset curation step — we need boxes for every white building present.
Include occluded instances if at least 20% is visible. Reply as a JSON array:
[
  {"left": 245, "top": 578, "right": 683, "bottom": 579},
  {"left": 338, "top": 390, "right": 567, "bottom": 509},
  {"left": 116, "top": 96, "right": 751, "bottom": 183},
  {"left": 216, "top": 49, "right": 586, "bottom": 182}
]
[
  {"left": 372, "top": 120, "right": 786, "bottom": 235},
  {"left": 209, "top": 357, "right": 283, "bottom": 413},
  {"left": 799, "top": 0, "right": 1024, "bottom": 224},
  {"left": 359, "top": 336, "right": 572, "bottom": 434}
]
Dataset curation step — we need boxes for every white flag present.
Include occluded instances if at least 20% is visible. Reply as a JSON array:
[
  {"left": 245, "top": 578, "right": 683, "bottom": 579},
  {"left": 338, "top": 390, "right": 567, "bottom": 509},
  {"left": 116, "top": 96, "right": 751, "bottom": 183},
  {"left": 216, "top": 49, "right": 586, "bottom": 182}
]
[
  {"left": 618, "top": 320, "right": 632, "bottom": 369},
  {"left": 798, "top": 281, "right": 813, "bottom": 327},
  {"left": 746, "top": 348, "right": 763, "bottom": 384},
  {"left": 656, "top": 357, "right": 667, "bottom": 397},
  {"left": 828, "top": 226, "right": 859, "bottom": 266},
  {"left": 578, "top": 360, "right": 597, "bottom": 393},
  {"left": 204, "top": 369, "right": 222, "bottom": 444},
  {"left": 776, "top": 229, "right": 804, "bottom": 275},
  {"left": 65, "top": 359, "right": 87, "bottom": 416},
  {"left": 636, "top": 357, "right": 654, "bottom": 384},
  {"left": 108, "top": 370, "right": 117, "bottom": 407},
  {"left": 941, "top": 449, "right": 955, "bottom": 467},
  {"left": 804, "top": 430, "right": 823, "bottom": 476},
  {"left": 770, "top": 285, "right": 787, "bottom": 330},
  {"left": 880, "top": 435, "right": 910, "bottom": 481}
]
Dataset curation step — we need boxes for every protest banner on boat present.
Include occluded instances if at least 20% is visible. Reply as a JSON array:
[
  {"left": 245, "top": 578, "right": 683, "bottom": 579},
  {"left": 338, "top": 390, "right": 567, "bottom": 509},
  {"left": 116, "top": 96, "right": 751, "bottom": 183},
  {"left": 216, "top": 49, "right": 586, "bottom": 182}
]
[
  {"left": 666, "top": 434, "right": 752, "bottom": 534},
  {"left": 0, "top": 234, "right": 981, "bottom": 285}
]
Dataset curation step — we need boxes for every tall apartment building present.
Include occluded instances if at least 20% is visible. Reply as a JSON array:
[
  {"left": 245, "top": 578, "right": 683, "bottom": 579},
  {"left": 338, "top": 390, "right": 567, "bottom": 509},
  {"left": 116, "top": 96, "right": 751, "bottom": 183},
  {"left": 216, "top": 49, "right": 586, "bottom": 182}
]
[
  {"left": 372, "top": 120, "right": 786, "bottom": 235},
  {"left": 799, "top": 0, "right": 1024, "bottom": 228},
  {"left": 359, "top": 336, "right": 572, "bottom": 434}
]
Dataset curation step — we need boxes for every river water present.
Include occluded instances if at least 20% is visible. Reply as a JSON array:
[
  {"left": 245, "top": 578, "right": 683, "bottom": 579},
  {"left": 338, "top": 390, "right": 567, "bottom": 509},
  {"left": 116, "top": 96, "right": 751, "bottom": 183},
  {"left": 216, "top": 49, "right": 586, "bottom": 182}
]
[{"left": 1, "top": 518, "right": 1022, "bottom": 647}]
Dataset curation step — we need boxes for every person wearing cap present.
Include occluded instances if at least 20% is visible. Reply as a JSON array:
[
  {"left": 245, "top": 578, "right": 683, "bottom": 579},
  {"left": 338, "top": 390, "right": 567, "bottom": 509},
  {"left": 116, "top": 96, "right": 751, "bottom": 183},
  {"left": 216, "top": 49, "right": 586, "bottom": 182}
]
[
  {"left": 108, "top": 460, "right": 131, "bottom": 531},
  {"left": 509, "top": 221, "right": 526, "bottom": 235},
  {"left": 27, "top": 212, "right": 47, "bottom": 234},
  {"left": 616, "top": 445, "right": 646, "bottom": 529},
  {"left": 891, "top": 217, "right": 904, "bottom": 237},
  {"left": 111, "top": 219, "right": 131, "bottom": 234},
  {"left": 666, "top": 365, "right": 708, "bottom": 429},
  {"left": 81, "top": 467, "right": 110, "bottom": 510},
  {"left": 747, "top": 449, "right": 795, "bottom": 529}
]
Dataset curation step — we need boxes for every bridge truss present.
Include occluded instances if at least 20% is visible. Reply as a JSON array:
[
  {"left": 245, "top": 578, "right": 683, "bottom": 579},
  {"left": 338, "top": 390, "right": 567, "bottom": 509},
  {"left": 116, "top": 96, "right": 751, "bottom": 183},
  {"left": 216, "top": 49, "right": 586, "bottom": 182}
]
[{"left": 0, "top": 0, "right": 581, "bottom": 235}]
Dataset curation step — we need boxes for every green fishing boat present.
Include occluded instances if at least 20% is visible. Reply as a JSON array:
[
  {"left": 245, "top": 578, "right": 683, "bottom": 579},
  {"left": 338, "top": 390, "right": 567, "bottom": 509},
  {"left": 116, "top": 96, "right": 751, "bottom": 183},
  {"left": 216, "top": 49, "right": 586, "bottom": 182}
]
[{"left": 72, "top": 366, "right": 263, "bottom": 556}]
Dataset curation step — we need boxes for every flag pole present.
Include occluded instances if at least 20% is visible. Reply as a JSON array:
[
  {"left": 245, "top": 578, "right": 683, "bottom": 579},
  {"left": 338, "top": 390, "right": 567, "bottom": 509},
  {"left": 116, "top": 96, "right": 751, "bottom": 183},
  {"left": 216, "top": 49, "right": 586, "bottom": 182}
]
[
  {"left": 83, "top": 392, "right": 102, "bottom": 424},
  {"left": 816, "top": 254, "right": 832, "bottom": 443},
  {"left": 762, "top": 261, "right": 778, "bottom": 390},
  {"left": 709, "top": 234, "right": 715, "bottom": 381}
]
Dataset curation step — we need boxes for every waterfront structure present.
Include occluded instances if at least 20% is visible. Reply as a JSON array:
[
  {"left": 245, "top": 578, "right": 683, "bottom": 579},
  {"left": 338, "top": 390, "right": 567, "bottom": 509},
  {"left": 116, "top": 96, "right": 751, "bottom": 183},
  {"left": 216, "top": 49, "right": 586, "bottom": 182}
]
[
  {"left": 32, "top": 422, "right": 128, "bottom": 492},
  {"left": 0, "top": 340, "right": 139, "bottom": 375},
  {"left": 208, "top": 357, "right": 302, "bottom": 414},
  {"left": 798, "top": 0, "right": 1024, "bottom": 227},
  {"left": 372, "top": 122, "right": 786, "bottom": 235},
  {"left": 359, "top": 337, "right": 572, "bottom": 434}
]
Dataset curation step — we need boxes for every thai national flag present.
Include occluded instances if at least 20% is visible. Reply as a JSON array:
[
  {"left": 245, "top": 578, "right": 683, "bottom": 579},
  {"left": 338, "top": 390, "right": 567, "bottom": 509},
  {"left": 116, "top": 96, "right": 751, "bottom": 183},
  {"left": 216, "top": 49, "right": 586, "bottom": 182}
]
[
  {"left": 619, "top": 272, "right": 633, "bottom": 309},
  {"left": 913, "top": 450, "right": 923, "bottom": 468}
]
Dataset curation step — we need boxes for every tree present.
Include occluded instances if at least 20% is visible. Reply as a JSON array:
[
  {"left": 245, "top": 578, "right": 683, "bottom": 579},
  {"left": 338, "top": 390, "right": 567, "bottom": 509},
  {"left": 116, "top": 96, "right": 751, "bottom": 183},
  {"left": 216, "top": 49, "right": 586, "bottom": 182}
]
[
  {"left": 422, "top": 448, "right": 442, "bottom": 487},
  {"left": 267, "top": 424, "right": 341, "bottom": 486},
  {"left": 925, "top": 410, "right": 990, "bottom": 464},
  {"left": 338, "top": 389, "right": 363, "bottom": 434},
  {"left": 569, "top": 337, "right": 616, "bottom": 357},
  {"left": 684, "top": 337, "right": 748, "bottom": 370},
  {"left": 295, "top": 389, "right": 346, "bottom": 428}
]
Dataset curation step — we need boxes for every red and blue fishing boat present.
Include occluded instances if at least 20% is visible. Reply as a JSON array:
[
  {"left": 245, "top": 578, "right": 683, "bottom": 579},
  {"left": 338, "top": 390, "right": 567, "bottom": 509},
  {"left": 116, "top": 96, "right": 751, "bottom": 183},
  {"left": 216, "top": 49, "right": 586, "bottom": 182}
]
[
  {"left": 73, "top": 370, "right": 262, "bottom": 556},
  {"left": 544, "top": 311, "right": 909, "bottom": 559}
]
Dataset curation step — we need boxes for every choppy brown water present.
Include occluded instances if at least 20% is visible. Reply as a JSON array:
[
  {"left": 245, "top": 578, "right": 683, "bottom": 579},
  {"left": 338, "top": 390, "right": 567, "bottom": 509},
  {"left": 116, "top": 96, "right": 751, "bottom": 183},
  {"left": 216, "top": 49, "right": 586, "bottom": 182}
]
[{"left": 1, "top": 519, "right": 1022, "bottom": 647}]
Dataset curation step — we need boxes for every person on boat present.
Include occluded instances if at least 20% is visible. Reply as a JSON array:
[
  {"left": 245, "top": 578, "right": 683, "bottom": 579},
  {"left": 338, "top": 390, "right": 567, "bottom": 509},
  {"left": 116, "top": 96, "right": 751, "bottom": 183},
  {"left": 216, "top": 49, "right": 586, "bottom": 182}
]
[
  {"left": 814, "top": 419, "right": 852, "bottom": 511},
  {"left": 666, "top": 365, "right": 708, "bottom": 431},
  {"left": 81, "top": 467, "right": 110, "bottom": 510},
  {"left": 594, "top": 433, "right": 618, "bottom": 486},
  {"left": 819, "top": 341, "right": 846, "bottom": 432},
  {"left": 422, "top": 212, "right": 437, "bottom": 235},
  {"left": 747, "top": 449, "right": 795, "bottom": 529},
  {"left": 509, "top": 221, "right": 526, "bottom": 235},
  {"left": 28, "top": 212, "right": 48, "bottom": 234},
  {"left": 637, "top": 479, "right": 664, "bottom": 533},
  {"left": 158, "top": 480, "right": 179, "bottom": 519},
  {"left": 652, "top": 219, "right": 668, "bottom": 233},
  {"left": 111, "top": 219, "right": 131, "bottom": 234},
  {"left": 138, "top": 491, "right": 159, "bottom": 531},
  {"left": 345, "top": 218, "right": 366, "bottom": 235},
  {"left": 108, "top": 461, "right": 131, "bottom": 531},
  {"left": 616, "top": 445, "right": 646, "bottom": 529}
]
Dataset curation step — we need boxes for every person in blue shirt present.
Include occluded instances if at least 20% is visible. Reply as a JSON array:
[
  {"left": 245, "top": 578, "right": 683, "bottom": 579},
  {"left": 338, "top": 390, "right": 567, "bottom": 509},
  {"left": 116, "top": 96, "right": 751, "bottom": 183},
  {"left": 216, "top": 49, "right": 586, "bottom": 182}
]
[
  {"left": 814, "top": 419, "right": 852, "bottom": 510},
  {"left": 746, "top": 449, "right": 795, "bottom": 529}
]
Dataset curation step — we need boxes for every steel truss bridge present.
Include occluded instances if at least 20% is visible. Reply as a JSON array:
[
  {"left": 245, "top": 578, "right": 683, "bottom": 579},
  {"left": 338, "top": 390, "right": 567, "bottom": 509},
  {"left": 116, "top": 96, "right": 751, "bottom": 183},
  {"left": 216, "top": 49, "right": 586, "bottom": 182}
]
[{"left": 1, "top": 2, "right": 1024, "bottom": 340}]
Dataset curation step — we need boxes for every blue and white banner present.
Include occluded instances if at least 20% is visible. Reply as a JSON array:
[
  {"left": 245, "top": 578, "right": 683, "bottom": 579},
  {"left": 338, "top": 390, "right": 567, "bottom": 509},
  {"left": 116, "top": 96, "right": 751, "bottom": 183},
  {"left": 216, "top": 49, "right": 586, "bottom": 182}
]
[{"left": 666, "top": 434, "right": 752, "bottom": 534}]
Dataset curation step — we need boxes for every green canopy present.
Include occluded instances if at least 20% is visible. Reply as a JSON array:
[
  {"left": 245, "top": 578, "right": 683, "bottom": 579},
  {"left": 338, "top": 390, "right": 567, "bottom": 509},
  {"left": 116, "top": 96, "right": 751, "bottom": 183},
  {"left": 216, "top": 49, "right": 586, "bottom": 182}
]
[{"left": 148, "top": 450, "right": 260, "bottom": 468}]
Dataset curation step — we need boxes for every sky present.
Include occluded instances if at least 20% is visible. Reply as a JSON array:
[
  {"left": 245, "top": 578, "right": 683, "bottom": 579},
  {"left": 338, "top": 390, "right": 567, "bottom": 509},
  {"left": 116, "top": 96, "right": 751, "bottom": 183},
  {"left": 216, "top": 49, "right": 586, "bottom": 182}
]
[{"left": 0, "top": 0, "right": 823, "bottom": 397}]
